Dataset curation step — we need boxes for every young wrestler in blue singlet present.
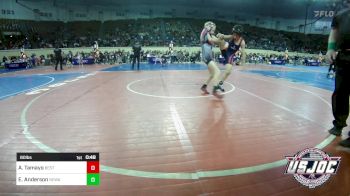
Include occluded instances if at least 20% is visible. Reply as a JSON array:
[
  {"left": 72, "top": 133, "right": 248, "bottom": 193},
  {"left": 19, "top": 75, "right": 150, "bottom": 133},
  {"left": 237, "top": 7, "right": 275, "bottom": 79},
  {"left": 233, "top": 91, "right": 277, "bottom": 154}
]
[{"left": 217, "top": 25, "right": 246, "bottom": 91}]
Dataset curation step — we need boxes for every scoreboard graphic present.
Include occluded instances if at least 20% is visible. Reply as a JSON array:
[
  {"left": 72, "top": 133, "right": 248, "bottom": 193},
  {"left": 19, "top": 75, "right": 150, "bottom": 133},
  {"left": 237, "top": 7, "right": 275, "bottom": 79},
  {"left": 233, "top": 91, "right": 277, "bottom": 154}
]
[{"left": 16, "top": 153, "right": 99, "bottom": 186}]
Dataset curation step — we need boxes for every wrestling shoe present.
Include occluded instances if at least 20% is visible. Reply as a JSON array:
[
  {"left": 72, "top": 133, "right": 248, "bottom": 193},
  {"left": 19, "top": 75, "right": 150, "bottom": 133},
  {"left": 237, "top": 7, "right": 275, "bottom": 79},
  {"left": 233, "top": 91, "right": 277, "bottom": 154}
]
[
  {"left": 339, "top": 137, "right": 350, "bottom": 148},
  {"left": 201, "top": 84, "right": 209, "bottom": 94},
  {"left": 212, "top": 85, "right": 224, "bottom": 99},
  {"left": 218, "top": 81, "right": 225, "bottom": 92},
  {"left": 328, "top": 126, "right": 342, "bottom": 136}
]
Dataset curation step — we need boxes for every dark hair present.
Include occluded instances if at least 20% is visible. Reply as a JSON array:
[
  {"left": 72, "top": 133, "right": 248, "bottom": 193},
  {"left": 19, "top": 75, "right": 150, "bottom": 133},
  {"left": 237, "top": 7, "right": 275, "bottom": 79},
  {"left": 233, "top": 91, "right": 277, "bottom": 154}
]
[{"left": 232, "top": 25, "right": 243, "bottom": 35}]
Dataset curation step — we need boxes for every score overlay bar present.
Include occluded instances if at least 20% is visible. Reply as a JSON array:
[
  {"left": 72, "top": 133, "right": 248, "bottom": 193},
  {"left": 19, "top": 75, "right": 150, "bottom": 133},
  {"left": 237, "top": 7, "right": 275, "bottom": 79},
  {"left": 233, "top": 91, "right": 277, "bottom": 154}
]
[{"left": 16, "top": 153, "right": 99, "bottom": 186}]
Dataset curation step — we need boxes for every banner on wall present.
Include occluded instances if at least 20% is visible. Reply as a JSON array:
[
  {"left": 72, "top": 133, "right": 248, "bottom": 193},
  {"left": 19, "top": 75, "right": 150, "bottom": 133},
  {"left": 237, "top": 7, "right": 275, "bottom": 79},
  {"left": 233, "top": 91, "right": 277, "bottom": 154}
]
[{"left": 2, "top": 31, "right": 21, "bottom": 36}]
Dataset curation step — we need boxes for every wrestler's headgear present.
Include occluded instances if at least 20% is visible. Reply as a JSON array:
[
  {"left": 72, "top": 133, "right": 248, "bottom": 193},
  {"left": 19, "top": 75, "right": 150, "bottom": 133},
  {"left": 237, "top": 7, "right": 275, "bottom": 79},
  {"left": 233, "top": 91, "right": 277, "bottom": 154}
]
[
  {"left": 232, "top": 25, "right": 243, "bottom": 35},
  {"left": 204, "top": 21, "right": 216, "bottom": 33}
]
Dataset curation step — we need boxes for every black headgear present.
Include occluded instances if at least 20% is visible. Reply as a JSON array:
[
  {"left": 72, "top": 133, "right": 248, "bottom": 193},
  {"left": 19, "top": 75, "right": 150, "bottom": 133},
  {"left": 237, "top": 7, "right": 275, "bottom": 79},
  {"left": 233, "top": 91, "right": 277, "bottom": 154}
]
[{"left": 232, "top": 25, "right": 243, "bottom": 35}]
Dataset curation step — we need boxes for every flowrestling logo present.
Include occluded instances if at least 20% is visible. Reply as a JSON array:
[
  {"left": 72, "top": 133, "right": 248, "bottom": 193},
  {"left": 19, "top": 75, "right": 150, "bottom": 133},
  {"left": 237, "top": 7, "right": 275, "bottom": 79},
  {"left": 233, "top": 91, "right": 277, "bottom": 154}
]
[
  {"left": 285, "top": 148, "right": 341, "bottom": 188},
  {"left": 314, "top": 10, "right": 335, "bottom": 18}
]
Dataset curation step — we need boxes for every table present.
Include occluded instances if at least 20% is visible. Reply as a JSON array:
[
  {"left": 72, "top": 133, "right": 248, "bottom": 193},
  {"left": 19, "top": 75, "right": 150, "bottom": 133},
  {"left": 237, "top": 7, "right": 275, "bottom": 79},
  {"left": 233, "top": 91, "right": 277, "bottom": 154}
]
[
  {"left": 72, "top": 57, "right": 95, "bottom": 65},
  {"left": 5, "top": 61, "right": 28, "bottom": 69},
  {"left": 270, "top": 59, "right": 286, "bottom": 65}
]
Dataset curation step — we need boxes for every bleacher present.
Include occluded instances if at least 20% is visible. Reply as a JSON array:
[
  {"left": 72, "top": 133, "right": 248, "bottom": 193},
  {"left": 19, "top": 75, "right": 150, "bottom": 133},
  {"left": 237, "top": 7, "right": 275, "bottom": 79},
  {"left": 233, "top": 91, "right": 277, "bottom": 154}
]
[{"left": 0, "top": 18, "right": 328, "bottom": 54}]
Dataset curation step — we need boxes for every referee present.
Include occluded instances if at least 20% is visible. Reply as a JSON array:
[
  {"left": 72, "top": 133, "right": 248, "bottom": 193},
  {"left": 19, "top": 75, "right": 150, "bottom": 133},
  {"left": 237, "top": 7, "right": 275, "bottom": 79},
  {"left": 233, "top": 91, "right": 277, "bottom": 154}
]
[
  {"left": 327, "top": 0, "right": 350, "bottom": 148},
  {"left": 54, "top": 45, "right": 63, "bottom": 71},
  {"left": 132, "top": 41, "right": 141, "bottom": 70}
]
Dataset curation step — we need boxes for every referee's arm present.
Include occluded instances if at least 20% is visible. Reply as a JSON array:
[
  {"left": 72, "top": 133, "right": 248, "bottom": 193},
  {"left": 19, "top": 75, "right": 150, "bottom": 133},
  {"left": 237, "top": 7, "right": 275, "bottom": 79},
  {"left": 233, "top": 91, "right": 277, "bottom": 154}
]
[{"left": 326, "top": 20, "right": 339, "bottom": 64}]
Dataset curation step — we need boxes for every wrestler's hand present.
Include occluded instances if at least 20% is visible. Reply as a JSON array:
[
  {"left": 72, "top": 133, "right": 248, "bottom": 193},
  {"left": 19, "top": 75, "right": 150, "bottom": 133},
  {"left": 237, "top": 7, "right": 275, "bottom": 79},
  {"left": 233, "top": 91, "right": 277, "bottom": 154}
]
[{"left": 216, "top": 33, "right": 224, "bottom": 39}]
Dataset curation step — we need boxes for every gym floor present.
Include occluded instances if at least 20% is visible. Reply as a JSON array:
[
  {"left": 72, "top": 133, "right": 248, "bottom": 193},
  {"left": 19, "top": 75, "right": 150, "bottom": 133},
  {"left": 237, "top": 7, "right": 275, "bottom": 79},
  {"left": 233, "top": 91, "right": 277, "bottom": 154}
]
[{"left": 0, "top": 63, "right": 349, "bottom": 195}]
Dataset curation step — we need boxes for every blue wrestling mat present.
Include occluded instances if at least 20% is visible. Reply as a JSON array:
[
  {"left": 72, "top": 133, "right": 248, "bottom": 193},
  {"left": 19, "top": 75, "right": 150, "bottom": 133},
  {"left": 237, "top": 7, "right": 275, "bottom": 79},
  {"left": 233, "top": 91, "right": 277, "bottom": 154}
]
[
  {"left": 0, "top": 72, "right": 84, "bottom": 100},
  {"left": 272, "top": 64, "right": 329, "bottom": 73},
  {"left": 0, "top": 67, "right": 31, "bottom": 74},
  {"left": 0, "top": 63, "right": 335, "bottom": 101},
  {"left": 246, "top": 70, "right": 334, "bottom": 91}
]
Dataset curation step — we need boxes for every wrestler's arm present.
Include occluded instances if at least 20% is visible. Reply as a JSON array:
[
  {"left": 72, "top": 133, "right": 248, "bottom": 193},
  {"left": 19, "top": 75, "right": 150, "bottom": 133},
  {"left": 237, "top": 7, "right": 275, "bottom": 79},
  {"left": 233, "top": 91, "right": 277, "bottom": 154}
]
[
  {"left": 217, "top": 33, "right": 233, "bottom": 41},
  {"left": 207, "top": 34, "right": 224, "bottom": 46}
]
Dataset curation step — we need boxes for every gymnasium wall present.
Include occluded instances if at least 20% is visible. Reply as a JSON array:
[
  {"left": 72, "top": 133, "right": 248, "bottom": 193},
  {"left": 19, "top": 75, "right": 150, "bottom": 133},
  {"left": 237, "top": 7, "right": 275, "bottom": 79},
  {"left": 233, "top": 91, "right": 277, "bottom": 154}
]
[
  {"left": 0, "top": 0, "right": 333, "bottom": 34},
  {"left": 0, "top": 47, "right": 316, "bottom": 59}
]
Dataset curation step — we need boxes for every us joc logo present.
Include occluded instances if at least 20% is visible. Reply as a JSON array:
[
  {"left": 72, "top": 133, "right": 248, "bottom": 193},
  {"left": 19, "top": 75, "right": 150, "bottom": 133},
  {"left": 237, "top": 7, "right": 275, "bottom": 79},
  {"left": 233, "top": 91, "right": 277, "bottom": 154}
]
[{"left": 285, "top": 148, "right": 341, "bottom": 188}]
